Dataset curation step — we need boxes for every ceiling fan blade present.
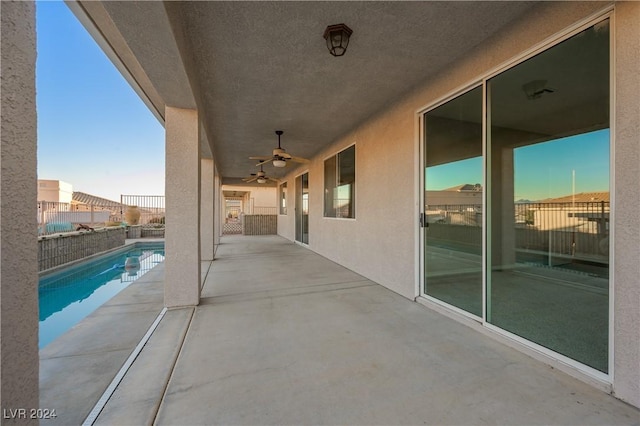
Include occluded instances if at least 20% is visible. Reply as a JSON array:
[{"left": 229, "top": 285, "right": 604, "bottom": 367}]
[
  {"left": 249, "top": 156, "right": 271, "bottom": 161},
  {"left": 289, "top": 156, "right": 310, "bottom": 164},
  {"left": 244, "top": 177, "right": 258, "bottom": 183},
  {"left": 279, "top": 152, "right": 292, "bottom": 159},
  {"left": 267, "top": 177, "right": 279, "bottom": 182},
  {"left": 255, "top": 159, "right": 272, "bottom": 166}
]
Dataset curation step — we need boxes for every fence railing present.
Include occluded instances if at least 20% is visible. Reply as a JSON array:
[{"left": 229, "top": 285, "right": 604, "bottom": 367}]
[
  {"left": 426, "top": 201, "right": 610, "bottom": 264},
  {"left": 121, "top": 195, "right": 166, "bottom": 226},
  {"left": 251, "top": 206, "right": 277, "bottom": 215},
  {"left": 37, "top": 195, "right": 166, "bottom": 236},
  {"left": 38, "top": 201, "right": 124, "bottom": 235}
]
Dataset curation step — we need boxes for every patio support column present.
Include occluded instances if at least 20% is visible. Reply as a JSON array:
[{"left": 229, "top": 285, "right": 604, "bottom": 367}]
[
  {"left": 214, "top": 168, "right": 221, "bottom": 246},
  {"left": 200, "top": 158, "right": 214, "bottom": 261},
  {"left": 0, "top": 1, "right": 39, "bottom": 421},
  {"left": 165, "top": 107, "right": 201, "bottom": 307},
  {"left": 614, "top": 0, "right": 640, "bottom": 408}
]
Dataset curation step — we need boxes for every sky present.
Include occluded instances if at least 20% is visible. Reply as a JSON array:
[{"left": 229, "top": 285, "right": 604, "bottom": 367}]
[
  {"left": 37, "top": 1, "right": 165, "bottom": 202},
  {"left": 426, "top": 129, "right": 610, "bottom": 201}
]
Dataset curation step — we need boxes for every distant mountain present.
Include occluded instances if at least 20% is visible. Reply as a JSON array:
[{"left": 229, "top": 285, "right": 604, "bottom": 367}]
[{"left": 515, "top": 199, "right": 533, "bottom": 204}]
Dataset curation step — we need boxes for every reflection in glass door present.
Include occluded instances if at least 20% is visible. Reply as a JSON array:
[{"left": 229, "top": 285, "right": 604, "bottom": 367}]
[
  {"left": 295, "top": 172, "right": 309, "bottom": 244},
  {"left": 424, "top": 86, "right": 483, "bottom": 317},
  {"left": 487, "top": 20, "right": 610, "bottom": 373}
]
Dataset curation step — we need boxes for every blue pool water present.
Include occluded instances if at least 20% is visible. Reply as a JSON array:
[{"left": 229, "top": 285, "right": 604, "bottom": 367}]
[{"left": 39, "top": 243, "right": 165, "bottom": 349}]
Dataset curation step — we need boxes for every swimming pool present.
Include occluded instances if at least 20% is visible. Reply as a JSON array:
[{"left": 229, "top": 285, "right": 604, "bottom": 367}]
[{"left": 39, "top": 242, "right": 165, "bottom": 349}]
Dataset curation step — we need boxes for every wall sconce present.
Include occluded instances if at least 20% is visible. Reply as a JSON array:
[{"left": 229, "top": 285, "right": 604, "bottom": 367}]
[{"left": 323, "top": 23, "right": 353, "bottom": 57}]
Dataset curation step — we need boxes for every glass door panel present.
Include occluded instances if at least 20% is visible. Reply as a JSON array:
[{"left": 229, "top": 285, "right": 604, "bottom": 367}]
[
  {"left": 424, "top": 86, "right": 483, "bottom": 317},
  {"left": 487, "top": 20, "right": 610, "bottom": 372},
  {"left": 295, "top": 173, "right": 309, "bottom": 244}
]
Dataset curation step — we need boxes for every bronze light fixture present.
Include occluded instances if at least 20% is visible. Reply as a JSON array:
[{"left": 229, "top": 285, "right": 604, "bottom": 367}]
[{"left": 323, "top": 23, "right": 353, "bottom": 57}]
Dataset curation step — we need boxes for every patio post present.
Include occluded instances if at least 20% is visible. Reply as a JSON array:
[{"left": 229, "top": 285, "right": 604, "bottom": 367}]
[
  {"left": 0, "top": 1, "right": 39, "bottom": 421},
  {"left": 200, "top": 158, "right": 215, "bottom": 261},
  {"left": 214, "top": 168, "right": 222, "bottom": 246},
  {"left": 165, "top": 107, "right": 201, "bottom": 307}
]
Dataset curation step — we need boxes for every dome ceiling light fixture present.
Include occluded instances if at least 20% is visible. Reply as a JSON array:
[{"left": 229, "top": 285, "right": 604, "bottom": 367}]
[{"left": 323, "top": 23, "right": 353, "bottom": 57}]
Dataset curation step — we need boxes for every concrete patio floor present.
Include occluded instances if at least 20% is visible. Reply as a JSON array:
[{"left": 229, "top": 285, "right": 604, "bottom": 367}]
[{"left": 44, "top": 235, "right": 639, "bottom": 425}]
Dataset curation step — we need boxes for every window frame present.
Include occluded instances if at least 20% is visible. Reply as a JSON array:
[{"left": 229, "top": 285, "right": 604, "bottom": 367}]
[
  {"left": 323, "top": 143, "right": 356, "bottom": 220},
  {"left": 279, "top": 181, "right": 288, "bottom": 215}
]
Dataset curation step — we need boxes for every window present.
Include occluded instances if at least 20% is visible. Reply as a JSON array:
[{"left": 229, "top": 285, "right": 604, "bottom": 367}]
[
  {"left": 279, "top": 182, "right": 287, "bottom": 215},
  {"left": 324, "top": 145, "right": 355, "bottom": 218}
]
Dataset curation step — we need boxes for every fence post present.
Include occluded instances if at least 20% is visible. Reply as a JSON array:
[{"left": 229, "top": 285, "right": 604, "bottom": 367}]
[
  {"left": 90, "top": 203, "right": 95, "bottom": 227},
  {"left": 41, "top": 201, "right": 47, "bottom": 234}
]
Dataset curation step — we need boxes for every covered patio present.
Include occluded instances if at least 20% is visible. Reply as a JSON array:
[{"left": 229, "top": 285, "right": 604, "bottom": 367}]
[
  {"left": 41, "top": 236, "right": 639, "bottom": 425},
  {"left": 2, "top": 1, "right": 640, "bottom": 422}
]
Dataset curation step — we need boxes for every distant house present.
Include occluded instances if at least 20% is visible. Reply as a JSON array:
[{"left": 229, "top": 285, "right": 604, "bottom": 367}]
[{"left": 527, "top": 192, "right": 609, "bottom": 233}]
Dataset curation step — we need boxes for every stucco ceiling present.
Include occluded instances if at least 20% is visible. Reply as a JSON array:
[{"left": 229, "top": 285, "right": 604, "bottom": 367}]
[{"left": 75, "top": 1, "right": 540, "bottom": 182}]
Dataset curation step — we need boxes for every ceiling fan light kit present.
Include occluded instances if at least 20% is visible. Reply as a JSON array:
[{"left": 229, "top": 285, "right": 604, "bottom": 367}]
[{"left": 248, "top": 130, "right": 310, "bottom": 169}]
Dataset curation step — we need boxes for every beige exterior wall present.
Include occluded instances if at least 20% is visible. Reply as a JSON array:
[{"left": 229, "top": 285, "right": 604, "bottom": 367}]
[
  {"left": 612, "top": 0, "right": 640, "bottom": 409},
  {"left": 37, "top": 179, "right": 73, "bottom": 203},
  {"left": 278, "top": 1, "right": 639, "bottom": 407},
  {"left": 223, "top": 185, "right": 277, "bottom": 212},
  {"left": 0, "top": 1, "right": 39, "bottom": 421}
]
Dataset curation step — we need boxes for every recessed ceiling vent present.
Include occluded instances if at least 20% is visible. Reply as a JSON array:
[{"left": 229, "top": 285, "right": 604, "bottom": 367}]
[{"left": 522, "top": 79, "right": 555, "bottom": 100}]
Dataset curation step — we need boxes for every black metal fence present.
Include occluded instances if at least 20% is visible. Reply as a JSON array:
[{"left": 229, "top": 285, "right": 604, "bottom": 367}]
[{"left": 426, "top": 201, "right": 610, "bottom": 263}]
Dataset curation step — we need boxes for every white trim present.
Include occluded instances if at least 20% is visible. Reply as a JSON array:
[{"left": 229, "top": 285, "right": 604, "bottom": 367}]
[
  {"left": 414, "top": 109, "right": 423, "bottom": 299},
  {"left": 420, "top": 295, "right": 482, "bottom": 323},
  {"left": 481, "top": 81, "right": 488, "bottom": 323},
  {"left": 294, "top": 171, "right": 310, "bottom": 245},
  {"left": 607, "top": 11, "right": 616, "bottom": 383}
]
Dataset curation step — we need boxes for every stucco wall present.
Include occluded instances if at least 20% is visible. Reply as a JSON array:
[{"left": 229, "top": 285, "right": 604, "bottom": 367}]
[
  {"left": 613, "top": 0, "right": 640, "bottom": 409},
  {"left": 0, "top": 1, "right": 39, "bottom": 420},
  {"left": 223, "top": 184, "right": 277, "bottom": 211},
  {"left": 278, "top": 1, "right": 639, "bottom": 407}
]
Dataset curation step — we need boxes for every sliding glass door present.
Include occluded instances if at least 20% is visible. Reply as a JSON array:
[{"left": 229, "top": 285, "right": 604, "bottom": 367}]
[
  {"left": 422, "top": 18, "right": 610, "bottom": 373},
  {"left": 424, "top": 87, "right": 483, "bottom": 317},
  {"left": 487, "top": 20, "right": 610, "bottom": 373},
  {"left": 295, "top": 172, "right": 309, "bottom": 244}
]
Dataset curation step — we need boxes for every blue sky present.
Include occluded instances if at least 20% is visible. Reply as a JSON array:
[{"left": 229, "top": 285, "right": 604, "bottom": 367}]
[
  {"left": 426, "top": 129, "right": 610, "bottom": 201},
  {"left": 37, "top": 1, "right": 165, "bottom": 202}
]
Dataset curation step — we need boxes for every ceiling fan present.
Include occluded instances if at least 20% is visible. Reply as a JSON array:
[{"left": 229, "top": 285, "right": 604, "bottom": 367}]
[
  {"left": 242, "top": 164, "right": 277, "bottom": 184},
  {"left": 250, "top": 130, "right": 310, "bottom": 168}
]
